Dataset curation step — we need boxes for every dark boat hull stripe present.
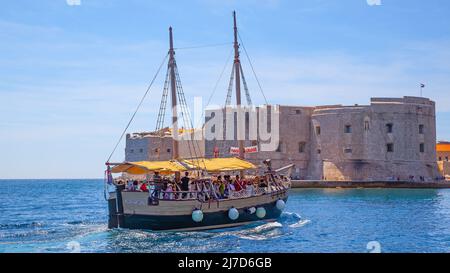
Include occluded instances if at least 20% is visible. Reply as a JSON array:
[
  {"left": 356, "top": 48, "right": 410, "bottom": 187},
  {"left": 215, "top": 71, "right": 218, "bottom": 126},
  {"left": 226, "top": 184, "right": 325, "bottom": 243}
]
[{"left": 108, "top": 198, "right": 287, "bottom": 231}]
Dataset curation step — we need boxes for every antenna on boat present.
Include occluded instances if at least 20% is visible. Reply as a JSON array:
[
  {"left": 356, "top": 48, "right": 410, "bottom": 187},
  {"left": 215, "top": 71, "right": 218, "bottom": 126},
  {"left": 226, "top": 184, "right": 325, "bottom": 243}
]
[{"left": 169, "top": 26, "right": 180, "bottom": 160}]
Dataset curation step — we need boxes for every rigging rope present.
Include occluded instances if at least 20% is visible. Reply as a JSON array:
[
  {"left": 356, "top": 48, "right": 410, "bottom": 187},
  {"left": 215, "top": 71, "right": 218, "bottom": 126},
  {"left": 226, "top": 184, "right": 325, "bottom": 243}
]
[
  {"left": 239, "top": 62, "right": 253, "bottom": 105},
  {"left": 155, "top": 66, "right": 171, "bottom": 132},
  {"left": 225, "top": 64, "right": 235, "bottom": 106},
  {"left": 106, "top": 53, "right": 169, "bottom": 163},
  {"left": 238, "top": 31, "right": 269, "bottom": 105}
]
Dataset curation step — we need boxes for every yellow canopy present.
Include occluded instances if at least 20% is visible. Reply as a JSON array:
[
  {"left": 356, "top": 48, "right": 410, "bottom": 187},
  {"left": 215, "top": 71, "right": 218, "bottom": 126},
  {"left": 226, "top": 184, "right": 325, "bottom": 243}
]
[
  {"left": 183, "top": 157, "right": 256, "bottom": 172},
  {"left": 111, "top": 160, "right": 187, "bottom": 175}
]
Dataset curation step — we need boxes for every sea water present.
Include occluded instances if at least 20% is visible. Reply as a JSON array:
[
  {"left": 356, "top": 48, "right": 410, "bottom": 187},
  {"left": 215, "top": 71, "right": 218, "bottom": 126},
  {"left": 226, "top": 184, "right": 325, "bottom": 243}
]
[{"left": 1, "top": 179, "right": 450, "bottom": 253}]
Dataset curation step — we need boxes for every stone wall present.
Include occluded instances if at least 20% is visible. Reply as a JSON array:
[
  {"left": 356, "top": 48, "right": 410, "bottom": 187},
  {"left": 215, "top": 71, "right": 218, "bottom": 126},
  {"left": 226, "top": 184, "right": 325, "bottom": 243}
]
[{"left": 126, "top": 96, "right": 440, "bottom": 181}]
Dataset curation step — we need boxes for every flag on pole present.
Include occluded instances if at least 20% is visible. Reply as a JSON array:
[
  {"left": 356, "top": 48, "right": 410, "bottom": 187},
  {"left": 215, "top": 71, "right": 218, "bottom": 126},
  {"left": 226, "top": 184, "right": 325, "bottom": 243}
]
[{"left": 420, "top": 83, "right": 425, "bottom": 88}]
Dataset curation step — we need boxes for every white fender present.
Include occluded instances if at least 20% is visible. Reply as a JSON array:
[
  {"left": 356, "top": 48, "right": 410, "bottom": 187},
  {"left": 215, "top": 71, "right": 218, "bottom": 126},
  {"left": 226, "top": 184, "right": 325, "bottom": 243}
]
[
  {"left": 276, "top": 199, "right": 286, "bottom": 211},
  {"left": 256, "top": 207, "right": 266, "bottom": 219},
  {"left": 228, "top": 208, "right": 239, "bottom": 220},
  {"left": 192, "top": 209, "right": 203, "bottom": 222}
]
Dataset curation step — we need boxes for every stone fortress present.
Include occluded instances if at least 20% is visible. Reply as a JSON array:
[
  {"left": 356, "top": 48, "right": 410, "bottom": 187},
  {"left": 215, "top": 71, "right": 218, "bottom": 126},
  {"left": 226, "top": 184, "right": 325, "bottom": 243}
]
[{"left": 125, "top": 96, "right": 441, "bottom": 182}]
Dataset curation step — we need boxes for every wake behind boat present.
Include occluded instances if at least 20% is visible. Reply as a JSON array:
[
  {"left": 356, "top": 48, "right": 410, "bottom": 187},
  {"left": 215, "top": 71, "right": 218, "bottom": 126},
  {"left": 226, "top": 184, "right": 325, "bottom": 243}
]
[{"left": 105, "top": 12, "right": 292, "bottom": 231}]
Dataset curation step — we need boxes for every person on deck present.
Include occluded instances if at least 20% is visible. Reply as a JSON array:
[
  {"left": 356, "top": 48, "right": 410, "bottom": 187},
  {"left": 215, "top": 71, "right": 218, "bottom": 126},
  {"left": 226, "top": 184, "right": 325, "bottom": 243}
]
[
  {"left": 219, "top": 179, "right": 226, "bottom": 198},
  {"left": 127, "top": 180, "right": 134, "bottom": 191},
  {"left": 246, "top": 180, "right": 254, "bottom": 196},
  {"left": 132, "top": 180, "right": 139, "bottom": 191},
  {"left": 181, "top": 172, "right": 190, "bottom": 199},
  {"left": 153, "top": 172, "right": 161, "bottom": 182},
  {"left": 234, "top": 175, "right": 245, "bottom": 191},
  {"left": 165, "top": 183, "right": 174, "bottom": 200},
  {"left": 140, "top": 182, "right": 148, "bottom": 192}
]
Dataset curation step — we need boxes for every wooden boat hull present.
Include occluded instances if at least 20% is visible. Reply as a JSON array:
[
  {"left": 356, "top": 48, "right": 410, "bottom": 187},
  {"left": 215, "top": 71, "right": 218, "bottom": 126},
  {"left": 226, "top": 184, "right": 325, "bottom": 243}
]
[{"left": 108, "top": 190, "right": 288, "bottom": 231}]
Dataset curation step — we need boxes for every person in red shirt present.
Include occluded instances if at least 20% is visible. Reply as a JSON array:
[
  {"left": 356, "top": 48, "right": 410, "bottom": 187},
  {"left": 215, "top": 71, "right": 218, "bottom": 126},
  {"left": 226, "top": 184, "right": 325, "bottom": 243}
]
[
  {"left": 234, "top": 175, "right": 246, "bottom": 191},
  {"left": 140, "top": 182, "right": 148, "bottom": 192}
]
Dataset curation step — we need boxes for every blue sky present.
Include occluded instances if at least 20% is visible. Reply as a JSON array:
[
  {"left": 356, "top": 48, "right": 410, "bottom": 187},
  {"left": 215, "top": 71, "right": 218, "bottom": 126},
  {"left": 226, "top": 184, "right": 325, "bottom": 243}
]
[{"left": 1, "top": 0, "right": 450, "bottom": 178}]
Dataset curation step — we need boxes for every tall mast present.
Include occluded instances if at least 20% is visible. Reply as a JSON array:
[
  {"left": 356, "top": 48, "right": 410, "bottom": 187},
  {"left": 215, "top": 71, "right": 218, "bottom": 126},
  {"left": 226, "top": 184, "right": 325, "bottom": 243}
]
[
  {"left": 169, "top": 27, "right": 179, "bottom": 159},
  {"left": 233, "top": 11, "right": 245, "bottom": 160}
]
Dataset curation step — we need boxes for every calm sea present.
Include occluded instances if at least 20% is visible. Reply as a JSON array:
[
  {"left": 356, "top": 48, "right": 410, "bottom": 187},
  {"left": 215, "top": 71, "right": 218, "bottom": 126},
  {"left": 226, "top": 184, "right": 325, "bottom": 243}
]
[{"left": 1, "top": 179, "right": 450, "bottom": 253}]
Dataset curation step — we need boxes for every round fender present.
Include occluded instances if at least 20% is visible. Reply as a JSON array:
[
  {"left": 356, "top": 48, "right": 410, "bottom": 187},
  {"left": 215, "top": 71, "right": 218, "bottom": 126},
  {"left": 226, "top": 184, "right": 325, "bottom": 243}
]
[
  {"left": 192, "top": 209, "right": 203, "bottom": 222},
  {"left": 276, "top": 199, "right": 286, "bottom": 211},
  {"left": 228, "top": 207, "right": 239, "bottom": 220},
  {"left": 256, "top": 207, "right": 266, "bottom": 219}
]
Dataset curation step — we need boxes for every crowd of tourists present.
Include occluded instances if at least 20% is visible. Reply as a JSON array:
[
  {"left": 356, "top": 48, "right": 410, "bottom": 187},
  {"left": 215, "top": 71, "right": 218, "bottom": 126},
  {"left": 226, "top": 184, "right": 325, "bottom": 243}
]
[{"left": 117, "top": 171, "right": 278, "bottom": 200}]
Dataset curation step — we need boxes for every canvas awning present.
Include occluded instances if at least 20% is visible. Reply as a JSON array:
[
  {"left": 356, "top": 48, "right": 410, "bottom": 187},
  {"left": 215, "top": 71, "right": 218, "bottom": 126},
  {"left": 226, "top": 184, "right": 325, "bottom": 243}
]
[
  {"left": 110, "top": 157, "right": 256, "bottom": 175},
  {"left": 183, "top": 157, "right": 256, "bottom": 172},
  {"left": 110, "top": 160, "right": 187, "bottom": 175}
]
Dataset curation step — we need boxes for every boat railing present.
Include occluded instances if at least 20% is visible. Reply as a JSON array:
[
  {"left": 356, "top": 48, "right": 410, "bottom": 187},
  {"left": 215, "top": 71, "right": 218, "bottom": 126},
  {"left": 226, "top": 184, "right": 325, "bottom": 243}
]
[{"left": 228, "top": 187, "right": 267, "bottom": 199}]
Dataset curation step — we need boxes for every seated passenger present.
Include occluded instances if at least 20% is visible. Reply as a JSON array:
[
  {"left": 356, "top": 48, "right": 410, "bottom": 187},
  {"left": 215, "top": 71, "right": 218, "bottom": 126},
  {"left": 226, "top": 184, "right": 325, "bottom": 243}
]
[
  {"left": 127, "top": 180, "right": 134, "bottom": 191},
  {"left": 140, "top": 182, "right": 148, "bottom": 192},
  {"left": 219, "top": 180, "right": 226, "bottom": 198},
  {"left": 132, "top": 180, "right": 139, "bottom": 191},
  {"left": 246, "top": 180, "right": 254, "bottom": 195},
  {"left": 234, "top": 175, "right": 243, "bottom": 191},
  {"left": 259, "top": 179, "right": 268, "bottom": 188},
  {"left": 165, "top": 183, "right": 174, "bottom": 199}
]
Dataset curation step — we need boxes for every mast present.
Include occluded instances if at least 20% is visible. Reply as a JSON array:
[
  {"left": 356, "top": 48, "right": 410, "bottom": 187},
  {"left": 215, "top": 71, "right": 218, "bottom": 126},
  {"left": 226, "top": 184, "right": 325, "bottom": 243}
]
[
  {"left": 233, "top": 11, "right": 245, "bottom": 160},
  {"left": 169, "top": 27, "right": 179, "bottom": 160}
]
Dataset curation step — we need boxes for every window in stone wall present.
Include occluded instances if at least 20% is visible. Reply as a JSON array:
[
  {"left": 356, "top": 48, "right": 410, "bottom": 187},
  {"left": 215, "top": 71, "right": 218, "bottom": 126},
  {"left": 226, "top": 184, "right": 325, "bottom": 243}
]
[
  {"left": 167, "top": 148, "right": 171, "bottom": 153},
  {"left": 386, "top": 123, "right": 393, "bottom": 133},
  {"left": 420, "top": 143, "right": 425, "bottom": 153},
  {"left": 419, "top": 124, "right": 424, "bottom": 134},
  {"left": 317, "top": 149, "right": 321, "bottom": 154},
  {"left": 298, "top": 142, "right": 306, "bottom": 153},
  {"left": 446, "top": 157, "right": 449, "bottom": 161},
  {"left": 276, "top": 142, "right": 283, "bottom": 153},
  {"left": 295, "top": 109, "right": 301, "bottom": 115},
  {"left": 387, "top": 143, "right": 394, "bottom": 153},
  {"left": 130, "top": 149, "right": 134, "bottom": 153},
  {"left": 364, "top": 120, "right": 370, "bottom": 131},
  {"left": 344, "top": 148, "right": 352, "bottom": 154},
  {"left": 345, "top": 125, "right": 352, "bottom": 134},
  {"left": 139, "top": 148, "right": 143, "bottom": 153},
  {"left": 316, "top": 126, "right": 321, "bottom": 135}
]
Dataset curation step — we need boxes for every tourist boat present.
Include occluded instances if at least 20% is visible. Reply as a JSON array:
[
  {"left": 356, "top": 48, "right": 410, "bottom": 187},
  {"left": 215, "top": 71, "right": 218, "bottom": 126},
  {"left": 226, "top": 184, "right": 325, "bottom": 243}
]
[{"left": 105, "top": 12, "right": 291, "bottom": 231}]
